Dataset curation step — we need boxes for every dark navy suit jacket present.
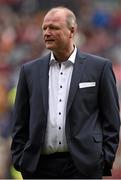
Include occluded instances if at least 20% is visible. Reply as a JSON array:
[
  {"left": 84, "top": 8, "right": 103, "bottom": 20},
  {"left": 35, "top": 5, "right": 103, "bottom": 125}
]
[{"left": 11, "top": 49, "right": 120, "bottom": 176}]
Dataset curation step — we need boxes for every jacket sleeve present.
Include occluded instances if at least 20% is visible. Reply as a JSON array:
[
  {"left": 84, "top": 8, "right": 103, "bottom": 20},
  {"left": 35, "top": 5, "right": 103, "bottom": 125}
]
[
  {"left": 11, "top": 65, "right": 30, "bottom": 171},
  {"left": 99, "top": 61, "right": 120, "bottom": 176}
]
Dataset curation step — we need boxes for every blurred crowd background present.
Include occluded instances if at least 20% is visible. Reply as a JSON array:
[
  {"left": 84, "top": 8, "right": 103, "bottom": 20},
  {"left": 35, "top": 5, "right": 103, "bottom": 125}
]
[{"left": 0, "top": 0, "right": 121, "bottom": 178}]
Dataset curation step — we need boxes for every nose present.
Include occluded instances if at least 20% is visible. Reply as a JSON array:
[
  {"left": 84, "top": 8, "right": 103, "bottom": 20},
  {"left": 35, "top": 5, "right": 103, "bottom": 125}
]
[{"left": 43, "top": 27, "right": 51, "bottom": 36}]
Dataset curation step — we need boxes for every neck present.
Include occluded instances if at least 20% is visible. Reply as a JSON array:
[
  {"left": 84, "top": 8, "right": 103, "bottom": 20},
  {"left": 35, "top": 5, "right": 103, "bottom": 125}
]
[{"left": 53, "top": 45, "right": 75, "bottom": 62}]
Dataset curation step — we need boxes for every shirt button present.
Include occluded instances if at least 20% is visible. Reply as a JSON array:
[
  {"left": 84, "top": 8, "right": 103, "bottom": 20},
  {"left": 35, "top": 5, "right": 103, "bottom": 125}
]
[
  {"left": 59, "top": 127, "right": 61, "bottom": 130},
  {"left": 59, "top": 142, "right": 61, "bottom": 145},
  {"left": 60, "top": 85, "right": 62, "bottom": 88},
  {"left": 59, "top": 112, "right": 61, "bottom": 115},
  {"left": 59, "top": 99, "right": 62, "bottom": 102},
  {"left": 60, "top": 72, "right": 63, "bottom": 75}
]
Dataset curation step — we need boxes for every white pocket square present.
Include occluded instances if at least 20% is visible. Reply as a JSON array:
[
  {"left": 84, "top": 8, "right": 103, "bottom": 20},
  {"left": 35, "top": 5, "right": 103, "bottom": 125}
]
[{"left": 79, "top": 82, "right": 96, "bottom": 88}]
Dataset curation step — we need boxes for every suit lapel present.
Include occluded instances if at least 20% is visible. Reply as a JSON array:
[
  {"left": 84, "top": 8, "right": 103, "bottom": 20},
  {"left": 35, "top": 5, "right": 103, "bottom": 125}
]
[
  {"left": 66, "top": 50, "right": 86, "bottom": 115},
  {"left": 39, "top": 54, "right": 50, "bottom": 115}
]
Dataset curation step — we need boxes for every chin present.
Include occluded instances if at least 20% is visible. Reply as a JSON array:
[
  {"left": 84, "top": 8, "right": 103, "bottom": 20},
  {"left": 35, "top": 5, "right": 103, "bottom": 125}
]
[{"left": 46, "top": 45, "right": 54, "bottom": 51}]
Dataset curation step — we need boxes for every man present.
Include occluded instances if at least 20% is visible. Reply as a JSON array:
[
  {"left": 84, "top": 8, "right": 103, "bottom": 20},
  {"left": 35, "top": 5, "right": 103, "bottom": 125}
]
[{"left": 11, "top": 7, "right": 120, "bottom": 179}]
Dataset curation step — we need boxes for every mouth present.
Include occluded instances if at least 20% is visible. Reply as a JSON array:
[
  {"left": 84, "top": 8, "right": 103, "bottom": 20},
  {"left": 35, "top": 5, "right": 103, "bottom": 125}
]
[{"left": 45, "top": 39, "right": 55, "bottom": 43}]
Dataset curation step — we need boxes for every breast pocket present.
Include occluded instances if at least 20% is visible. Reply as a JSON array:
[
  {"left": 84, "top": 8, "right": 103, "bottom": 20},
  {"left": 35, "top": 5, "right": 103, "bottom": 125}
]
[
  {"left": 76, "top": 85, "right": 98, "bottom": 110},
  {"left": 79, "top": 86, "right": 97, "bottom": 94}
]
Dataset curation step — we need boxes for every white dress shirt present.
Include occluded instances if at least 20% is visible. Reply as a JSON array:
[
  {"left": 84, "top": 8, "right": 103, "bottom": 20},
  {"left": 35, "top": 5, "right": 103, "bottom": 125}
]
[{"left": 42, "top": 47, "right": 77, "bottom": 154}]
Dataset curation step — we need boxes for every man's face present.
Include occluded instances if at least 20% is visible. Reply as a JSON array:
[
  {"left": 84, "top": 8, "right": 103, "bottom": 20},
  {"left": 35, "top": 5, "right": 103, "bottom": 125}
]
[{"left": 42, "top": 11, "right": 72, "bottom": 52}]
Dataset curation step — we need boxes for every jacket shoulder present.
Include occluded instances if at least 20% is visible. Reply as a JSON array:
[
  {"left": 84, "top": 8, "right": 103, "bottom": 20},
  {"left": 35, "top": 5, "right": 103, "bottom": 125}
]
[
  {"left": 22, "top": 53, "right": 50, "bottom": 70},
  {"left": 79, "top": 51, "right": 111, "bottom": 65}
]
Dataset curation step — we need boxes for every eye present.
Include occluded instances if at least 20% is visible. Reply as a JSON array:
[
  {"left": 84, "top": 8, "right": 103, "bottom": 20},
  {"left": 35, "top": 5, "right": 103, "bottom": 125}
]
[
  {"left": 42, "top": 25, "right": 60, "bottom": 31},
  {"left": 42, "top": 26, "right": 47, "bottom": 31},
  {"left": 49, "top": 25, "right": 60, "bottom": 30},
  {"left": 54, "top": 27, "right": 60, "bottom": 30}
]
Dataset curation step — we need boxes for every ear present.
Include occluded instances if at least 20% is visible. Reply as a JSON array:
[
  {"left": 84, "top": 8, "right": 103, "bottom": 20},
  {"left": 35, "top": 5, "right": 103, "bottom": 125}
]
[{"left": 69, "top": 27, "right": 76, "bottom": 38}]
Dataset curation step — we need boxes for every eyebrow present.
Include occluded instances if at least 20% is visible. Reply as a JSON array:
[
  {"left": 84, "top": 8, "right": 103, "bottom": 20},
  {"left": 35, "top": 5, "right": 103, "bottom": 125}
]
[{"left": 42, "top": 24, "right": 60, "bottom": 29}]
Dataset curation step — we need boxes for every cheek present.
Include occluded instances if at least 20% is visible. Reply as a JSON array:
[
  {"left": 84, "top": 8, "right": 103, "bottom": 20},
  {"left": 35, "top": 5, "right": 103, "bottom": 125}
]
[
  {"left": 57, "top": 33, "right": 69, "bottom": 41},
  {"left": 54, "top": 31, "right": 70, "bottom": 44},
  {"left": 63, "top": 30, "right": 71, "bottom": 39}
]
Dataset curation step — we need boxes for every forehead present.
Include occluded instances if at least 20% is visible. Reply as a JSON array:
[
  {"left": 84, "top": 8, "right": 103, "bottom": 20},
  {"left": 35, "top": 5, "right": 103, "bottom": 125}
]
[{"left": 43, "top": 10, "right": 67, "bottom": 25}]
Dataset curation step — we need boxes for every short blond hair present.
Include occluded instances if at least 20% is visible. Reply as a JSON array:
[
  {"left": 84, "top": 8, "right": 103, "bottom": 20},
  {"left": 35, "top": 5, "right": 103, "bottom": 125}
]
[{"left": 46, "top": 6, "right": 77, "bottom": 30}]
